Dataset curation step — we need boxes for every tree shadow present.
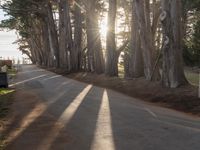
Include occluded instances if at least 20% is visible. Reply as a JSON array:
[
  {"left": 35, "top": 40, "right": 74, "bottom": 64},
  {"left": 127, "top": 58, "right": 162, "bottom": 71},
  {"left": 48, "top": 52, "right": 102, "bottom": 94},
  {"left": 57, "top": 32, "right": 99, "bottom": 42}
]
[
  {"left": 106, "top": 90, "right": 154, "bottom": 150},
  {"left": 106, "top": 90, "right": 200, "bottom": 150},
  {"left": 48, "top": 86, "right": 104, "bottom": 150},
  {"left": 5, "top": 82, "right": 88, "bottom": 150},
  {"left": 7, "top": 72, "right": 70, "bottom": 130},
  {"left": 1, "top": 96, "right": 39, "bottom": 139}
]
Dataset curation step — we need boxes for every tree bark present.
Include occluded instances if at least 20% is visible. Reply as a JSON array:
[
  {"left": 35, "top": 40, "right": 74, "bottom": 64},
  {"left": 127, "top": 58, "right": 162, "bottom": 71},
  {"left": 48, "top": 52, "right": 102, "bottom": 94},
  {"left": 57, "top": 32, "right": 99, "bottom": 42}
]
[
  {"left": 129, "top": 0, "right": 144, "bottom": 78},
  {"left": 46, "top": 2, "right": 60, "bottom": 68},
  {"left": 40, "top": 19, "right": 53, "bottom": 67},
  {"left": 105, "top": 0, "right": 118, "bottom": 76},
  {"left": 85, "top": 0, "right": 105, "bottom": 74},
  {"left": 135, "top": 0, "right": 153, "bottom": 80},
  {"left": 161, "top": 0, "right": 188, "bottom": 88},
  {"left": 59, "top": 0, "right": 69, "bottom": 69},
  {"left": 73, "top": 0, "right": 83, "bottom": 71}
]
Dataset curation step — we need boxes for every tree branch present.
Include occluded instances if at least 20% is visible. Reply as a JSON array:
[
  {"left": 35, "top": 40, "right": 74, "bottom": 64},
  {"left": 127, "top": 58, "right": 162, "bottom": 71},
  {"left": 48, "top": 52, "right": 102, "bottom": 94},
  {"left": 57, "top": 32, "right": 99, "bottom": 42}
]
[{"left": 116, "top": 40, "right": 129, "bottom": 56}]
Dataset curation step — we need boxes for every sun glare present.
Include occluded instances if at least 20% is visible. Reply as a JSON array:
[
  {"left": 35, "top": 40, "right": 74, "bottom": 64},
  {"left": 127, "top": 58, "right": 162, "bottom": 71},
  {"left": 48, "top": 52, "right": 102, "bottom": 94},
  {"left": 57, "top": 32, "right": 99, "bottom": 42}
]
[{"left": 100, "top": 21, "right": 107, "bottom": 37}]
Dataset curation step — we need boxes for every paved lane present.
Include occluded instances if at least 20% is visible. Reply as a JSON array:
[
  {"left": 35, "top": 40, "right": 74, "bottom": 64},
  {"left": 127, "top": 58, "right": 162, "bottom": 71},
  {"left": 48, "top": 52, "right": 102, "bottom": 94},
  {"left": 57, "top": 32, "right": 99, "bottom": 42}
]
[{"left": 7, "top": 65, "right": 200, "bottom": 150}]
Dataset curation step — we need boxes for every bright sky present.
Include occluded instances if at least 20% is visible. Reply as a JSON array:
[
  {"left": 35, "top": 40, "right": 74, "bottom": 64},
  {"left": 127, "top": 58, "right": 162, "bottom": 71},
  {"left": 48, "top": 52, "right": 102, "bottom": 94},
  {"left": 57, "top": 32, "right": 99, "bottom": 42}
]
[{"left": 0, "top": 8, "right": 23, "bottom": 61}]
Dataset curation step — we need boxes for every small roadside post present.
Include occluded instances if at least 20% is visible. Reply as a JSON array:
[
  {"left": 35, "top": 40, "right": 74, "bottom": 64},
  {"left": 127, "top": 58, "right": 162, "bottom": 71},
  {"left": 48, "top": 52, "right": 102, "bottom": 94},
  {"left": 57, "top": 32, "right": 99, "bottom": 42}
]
[
  {"left": 0, "top": 65, "right": 8, "bottom": 88},
  {"left": 0, "top": 72, "right": 8, "bottom": 88},
  {"left": 198, "top": 71, "right": 200, "bottom": 98}
]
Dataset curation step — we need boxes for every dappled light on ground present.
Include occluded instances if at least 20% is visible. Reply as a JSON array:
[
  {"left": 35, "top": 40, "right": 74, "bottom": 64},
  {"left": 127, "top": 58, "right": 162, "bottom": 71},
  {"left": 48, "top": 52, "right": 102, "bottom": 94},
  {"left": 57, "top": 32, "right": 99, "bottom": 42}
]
[
  {"left": 58, "top": 85, "right": 93, "bottom": 123},
  {"left": 91, "top": 90, "right": 115, "bottom": 150}
]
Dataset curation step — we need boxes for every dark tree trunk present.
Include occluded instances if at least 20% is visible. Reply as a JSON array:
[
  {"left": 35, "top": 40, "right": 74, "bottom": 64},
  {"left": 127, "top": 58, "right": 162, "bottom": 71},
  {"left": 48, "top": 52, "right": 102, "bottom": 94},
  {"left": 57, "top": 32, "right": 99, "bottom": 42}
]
[
  {"left": 40, "top": 19, "right": 52, "bottom": 67},
  {"left": 135, "top": 0, "right": 153, "bottom": 80},
  {"left": 73, "top": 0, "right": 83, "bottom": 71},
  {"left": 129, "top": 1, "right": 144, "bottom": 78},
  {"left": 161, "top": 0, "right": 188, "bottom": 88},
  {"left": 46, "top": 3, "right": 60, "bottom": 68},
  {"left": 59, "top": 0, "right": 70, "bottom": 69},
  {"left": 85, "top": 0, "right": 105, "bottom": 74},
  {"left": 105, "top": 0, "right": 118, "bottom": 76}
]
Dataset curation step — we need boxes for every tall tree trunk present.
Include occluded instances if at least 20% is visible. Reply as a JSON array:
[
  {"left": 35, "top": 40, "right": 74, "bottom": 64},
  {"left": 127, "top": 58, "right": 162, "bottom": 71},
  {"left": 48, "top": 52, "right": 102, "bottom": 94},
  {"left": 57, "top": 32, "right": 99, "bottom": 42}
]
[
  {"left": 28, "top": 38, "right": 42, "bottom": 65},
  {"left": 152, "top": 0, "right": 161, "bottom": 41},
  {"left": 65, "top": 1, "right": 74, "bottom": 72},
  {"left": 40, "top": 19, "right": 52, "bottom": 67},
  {"left": 73, "top": 0, "right": 83, "bottom": 71},
  {"left": 59, "top": 0, "right": 69, "bottom": 69},
  {"left": 105, "top": 0, "right": 118, "bottom": 76},
  {"left": 161, "top": 0, "right": 188, "bottom": 88},
  {"left": 46, "top": 2, "right": 60, "bottom": 68},
  {"left": 135, "top": 0, "right": 153, "bottom": 80},
  {"left": 85, "top": 0, "right": 105, "bottom": 74},
  {"left": 129, "top": 0, "right": 144, "bottom": 78},
  {"left": 27, "top": 39, "right": 38, "bottom": 64}
]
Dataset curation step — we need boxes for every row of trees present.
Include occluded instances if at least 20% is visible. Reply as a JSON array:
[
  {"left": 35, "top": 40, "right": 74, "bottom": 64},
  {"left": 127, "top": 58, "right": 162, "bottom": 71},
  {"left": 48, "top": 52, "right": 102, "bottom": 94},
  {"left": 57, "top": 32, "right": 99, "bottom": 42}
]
[{"left": 0, "top": 0, "right": 198, "bottom": 88}]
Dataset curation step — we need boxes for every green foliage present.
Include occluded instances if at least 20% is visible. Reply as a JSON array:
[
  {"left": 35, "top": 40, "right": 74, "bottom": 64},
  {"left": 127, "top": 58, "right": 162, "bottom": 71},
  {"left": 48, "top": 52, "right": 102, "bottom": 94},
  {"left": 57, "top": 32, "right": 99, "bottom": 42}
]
[
  {"left": 183, "top": 48, "right": 199, "bottom": 67},
  {"left": 184, "top": 19, "right": 200, "bottom": 67},
  {"left": 185, "top": 70, "right": 199, "bottom": 86},
  {"left": 182, "top": 0, "right": 200, "bottom": 67},
  {"left": 182, "top": 0, "right": 200, "bottom": 11},
  {"left": 0, "top": 89, "right": 14, "bottom": 150},
  {"left": 0, "top": 0, "right": 42, "bottom": 37},
  {"left": 192, "top": 20, "right": 200, "bottom": 49}
]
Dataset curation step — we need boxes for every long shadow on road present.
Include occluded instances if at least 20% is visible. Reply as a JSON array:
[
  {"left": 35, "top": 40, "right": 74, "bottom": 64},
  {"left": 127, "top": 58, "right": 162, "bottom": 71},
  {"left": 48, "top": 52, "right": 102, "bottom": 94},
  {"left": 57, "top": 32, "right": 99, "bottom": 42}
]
[
  {"left": 6, "top": 81, "right": 87, "bottom": 150},
  {"left": 48, "top": 86, "right": 104, "bottom": 150},
  {"left": 106, "top": 90, "right": 200, "bottom": 150}
]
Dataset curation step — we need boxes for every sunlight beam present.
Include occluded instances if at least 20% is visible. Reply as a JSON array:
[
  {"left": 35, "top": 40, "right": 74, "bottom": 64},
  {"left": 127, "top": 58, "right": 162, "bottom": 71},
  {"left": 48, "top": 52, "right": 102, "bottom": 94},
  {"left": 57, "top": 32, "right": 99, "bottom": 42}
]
[
  {"left": 58, "top": 84, "right": 93, "bottom": 123},
  {"left": 91, "top": 90, "right": 115, "bottom": 150},
  {"left": 37, "top": 84, "right": 93, "bottom": 150},
  {"left": 100, "top": 20, "right": 107, "bottom": 38},
  {"left": 5, "top": 83, "right": 78, "bottom": 144},
  {"left": 5, "top": 103, "right": 47, "bottom": 143}
]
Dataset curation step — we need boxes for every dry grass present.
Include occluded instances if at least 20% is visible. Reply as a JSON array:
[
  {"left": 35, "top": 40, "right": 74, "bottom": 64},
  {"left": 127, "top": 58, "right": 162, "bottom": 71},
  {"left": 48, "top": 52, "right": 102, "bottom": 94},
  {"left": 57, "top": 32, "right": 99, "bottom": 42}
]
[{"left": 0, "top": 89, "right": 15, "bottom": 149}]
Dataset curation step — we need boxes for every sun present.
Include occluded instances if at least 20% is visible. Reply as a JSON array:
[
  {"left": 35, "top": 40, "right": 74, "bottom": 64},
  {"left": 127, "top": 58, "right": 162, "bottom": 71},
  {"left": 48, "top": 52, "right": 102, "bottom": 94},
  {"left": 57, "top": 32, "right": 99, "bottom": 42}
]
[{"left": 100, "top": 21, "right": 107, "bottom": 37}]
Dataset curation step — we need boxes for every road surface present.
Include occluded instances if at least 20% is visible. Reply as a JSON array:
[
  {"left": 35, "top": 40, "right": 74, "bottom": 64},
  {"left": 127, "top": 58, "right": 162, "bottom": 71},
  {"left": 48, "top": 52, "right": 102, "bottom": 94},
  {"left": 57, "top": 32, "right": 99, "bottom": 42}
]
[{"left": 5, "top": 65, "right": 200, "bottom": 150}]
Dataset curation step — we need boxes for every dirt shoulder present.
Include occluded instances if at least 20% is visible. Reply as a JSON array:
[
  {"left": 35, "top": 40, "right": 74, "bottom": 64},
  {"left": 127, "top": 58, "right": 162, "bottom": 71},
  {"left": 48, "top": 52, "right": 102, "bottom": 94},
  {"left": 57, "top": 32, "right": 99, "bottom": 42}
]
[
  {"left": 1, "top": 89, "right": 71, "bottom": 150},
  {"left": 63, "top": 72, "right": 200, "bottom": 116},
  {"left": 42, "top": 66, "right": 200, "bottom": 116},
  {"left": 0, "top": 89, "right": 41, "bottom": 149},
  {"left": 0, "top": 89, "right": 15, "bottom": 149}
]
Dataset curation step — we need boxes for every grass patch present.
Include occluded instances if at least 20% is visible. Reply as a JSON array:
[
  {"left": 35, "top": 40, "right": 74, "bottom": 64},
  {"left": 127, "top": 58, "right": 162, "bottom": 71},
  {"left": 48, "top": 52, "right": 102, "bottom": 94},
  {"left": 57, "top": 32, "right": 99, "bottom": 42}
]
[
  {"left": 7, "top": 68, "right": 17, "bottom": 79},
  {"left": 118, "top": 64, "right": 124, "bottom": 78},
  {"left": 0, "top": 137, "right": 6, "bottom": 150},
  {"left": 0, "top": 89, "right": 14, "bottom": 96},
  {"left": 0, "top": 88, "right": 14, "bottom": 150},
  {"left": 0, "top": 89, "right": 15, "bottom": 118},
  {"left": 185, "top": 70, "right": 199, "bottom": 86},
  {"left": 7, "top": 68, "right": 17, "bottom": 75}
]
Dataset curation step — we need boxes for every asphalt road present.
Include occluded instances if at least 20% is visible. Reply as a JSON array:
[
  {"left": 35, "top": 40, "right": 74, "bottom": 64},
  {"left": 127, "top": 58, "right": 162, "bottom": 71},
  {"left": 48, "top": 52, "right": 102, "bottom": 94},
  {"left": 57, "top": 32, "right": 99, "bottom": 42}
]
[{"left": 7, "top": 65, "right": 200, "bottom": 150}]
